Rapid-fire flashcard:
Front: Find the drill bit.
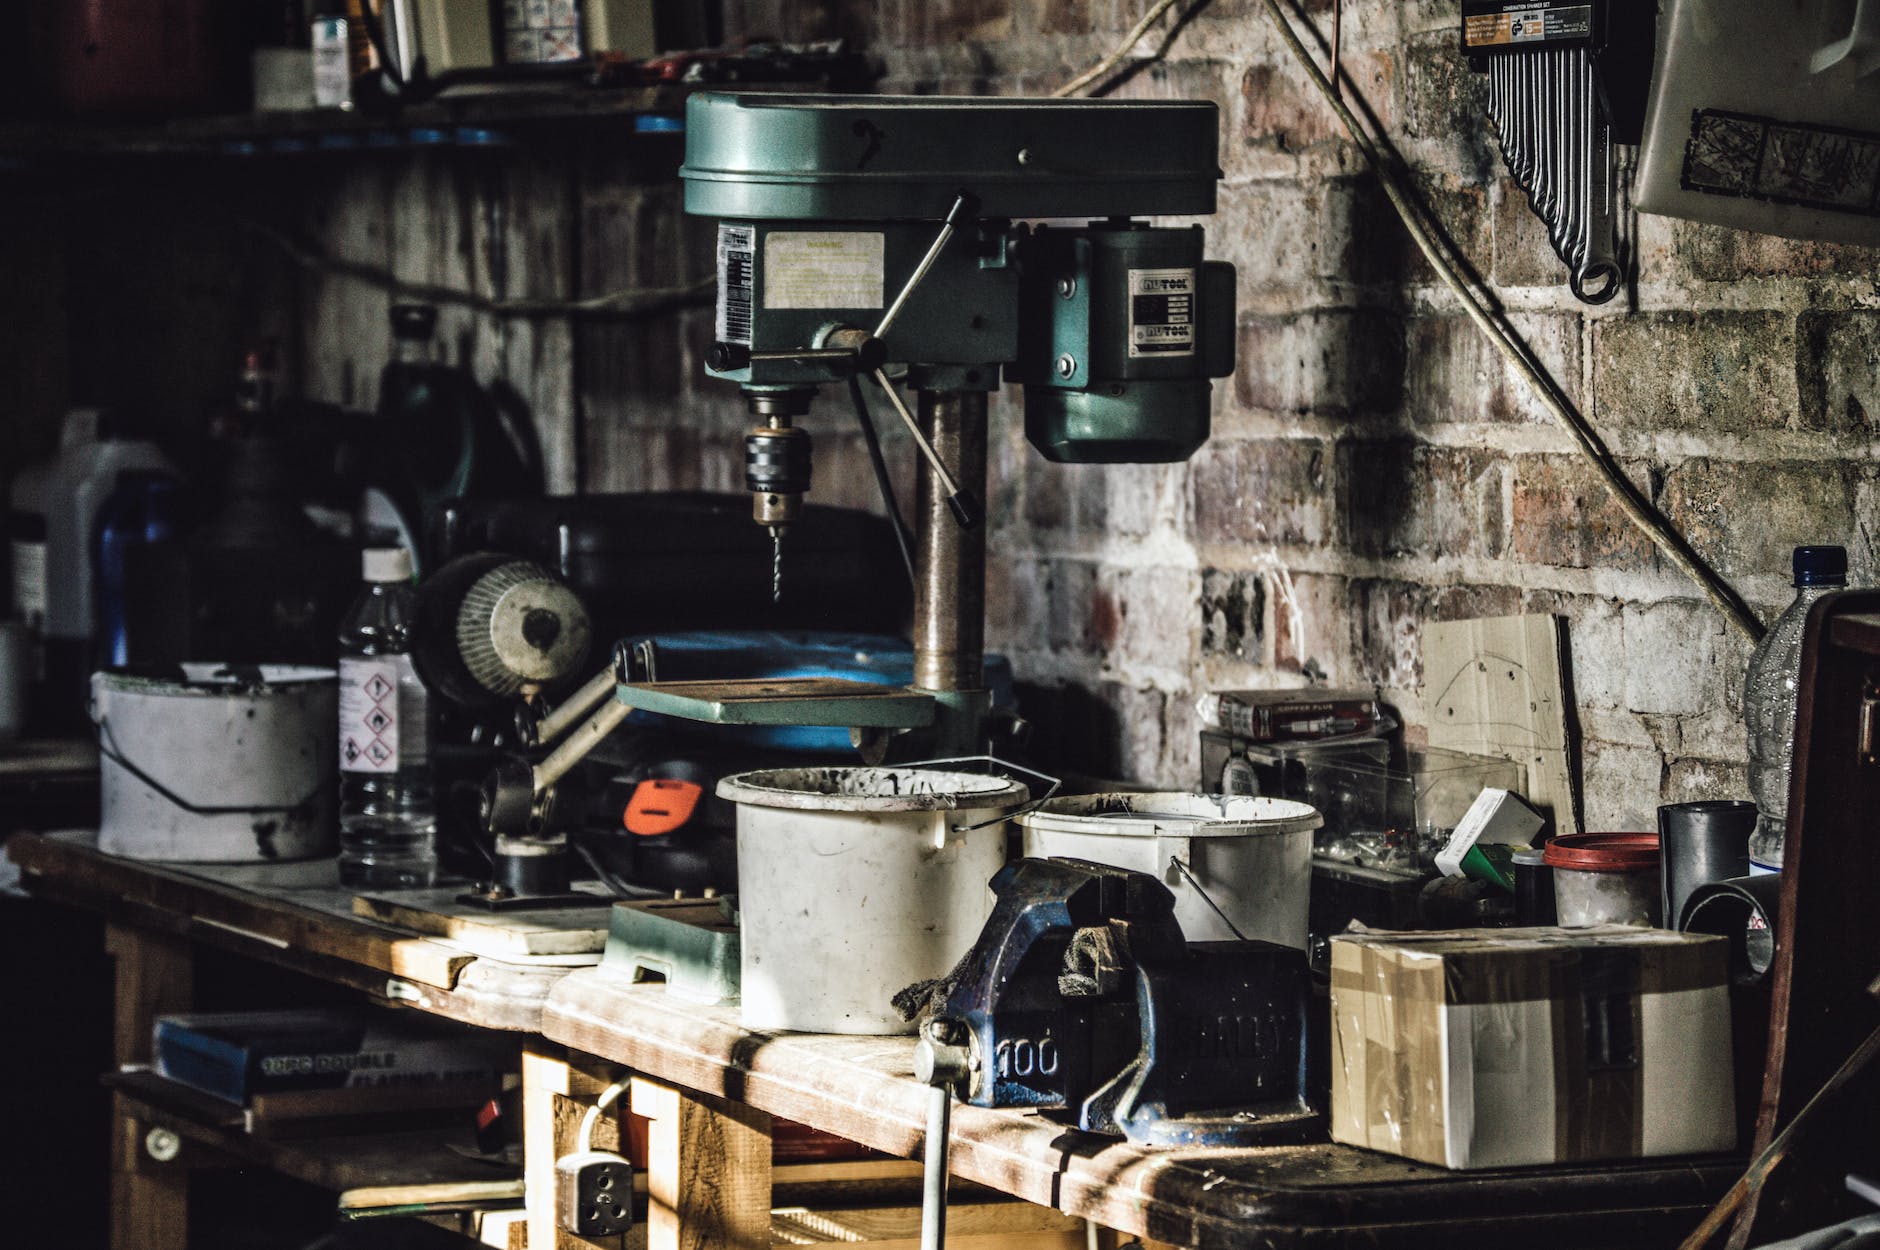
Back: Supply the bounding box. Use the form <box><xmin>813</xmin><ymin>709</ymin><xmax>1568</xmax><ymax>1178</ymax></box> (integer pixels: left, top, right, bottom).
<box><xmin>771</xmin><ymin>528</ymin><xmax>783</xmax><ymax>603</ymax></box>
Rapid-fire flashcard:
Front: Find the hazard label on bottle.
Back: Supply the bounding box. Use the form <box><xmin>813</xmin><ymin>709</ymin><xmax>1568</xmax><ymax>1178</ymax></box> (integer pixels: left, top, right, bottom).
<box><xmin>340</xmin><ymin>657</ymin><xmax>400</xmax><ymax>774</ymax></box>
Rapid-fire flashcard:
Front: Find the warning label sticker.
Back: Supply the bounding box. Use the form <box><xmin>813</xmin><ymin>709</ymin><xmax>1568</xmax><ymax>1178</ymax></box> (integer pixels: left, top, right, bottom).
<box><xmin>763</xmin><ymin>231</ymin><xmax>885</xmax><ymax>310</ymax></box>
<box><xmin>1128</xmin><ymin>267</ymin><xmax>1196</xmax><ymax>358</ymax></box>
<box><xmin>340</xmin><ymin>657</ymin><xmax>400</xmax><ymax>774</ymax></box>
<box><xmin>716</xmin><ymin>224</ymin><xmax>755</xmax><ymax>347</ymax></box>
<box><xmin>1463</xmin><ymin>3</ymin><xmax>1593</xmax><ymax>48</ymax></box>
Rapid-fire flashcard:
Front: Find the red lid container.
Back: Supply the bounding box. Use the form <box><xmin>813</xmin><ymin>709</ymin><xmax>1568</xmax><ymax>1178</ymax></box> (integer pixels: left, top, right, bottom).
<box><xmin>1543</xmin><ymin>832</ymin><xmax>1660</xmax><ymax>872</ymax></box>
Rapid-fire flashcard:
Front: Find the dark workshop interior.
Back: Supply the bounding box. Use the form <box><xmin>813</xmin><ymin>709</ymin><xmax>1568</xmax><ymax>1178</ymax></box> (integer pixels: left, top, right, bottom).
<box><xmin>3</xmin><ymin>1</ymin><xmax>1879</xmax><ymax>1248</ymax></box>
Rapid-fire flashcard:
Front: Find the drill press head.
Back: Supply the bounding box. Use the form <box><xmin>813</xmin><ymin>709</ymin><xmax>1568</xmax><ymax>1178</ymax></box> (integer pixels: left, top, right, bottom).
<box><xmin>680</xmin><ymin>92</ymin><xmax>1238</xmax><ymax>468</ymax></box>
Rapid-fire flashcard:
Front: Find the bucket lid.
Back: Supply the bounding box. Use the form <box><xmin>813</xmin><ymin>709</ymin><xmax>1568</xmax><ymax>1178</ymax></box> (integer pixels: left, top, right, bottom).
<box><xmin>716</xmin><ymin>766</ymin><xmax>1029</xmax><ymax>812</ymax></box>
<box><xmin>94</xmin><ymin>663</ymin><xmax>336</xmax><ymax>696</ymax></box>
<box><xmin>1015</xmin><ymin>792</ymin><xmax>1321</xmax><ymax>839</ymax></box>
<box><xmin>1543</xmin><ymin>832</ymin><xmax>1660</xmax><ymax>872</ymax></box>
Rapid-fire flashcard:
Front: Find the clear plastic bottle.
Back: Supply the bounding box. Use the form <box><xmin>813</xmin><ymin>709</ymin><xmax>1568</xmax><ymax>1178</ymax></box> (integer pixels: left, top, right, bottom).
<box><xmin>1744</xmin><ymin>545</ymin><xmax>1848</xmax><ymax>874</ymax></box>
<box><xmin>336</xmin><ymin>547</ymin><xmax>437</xmax><ymax>888</ymax></box>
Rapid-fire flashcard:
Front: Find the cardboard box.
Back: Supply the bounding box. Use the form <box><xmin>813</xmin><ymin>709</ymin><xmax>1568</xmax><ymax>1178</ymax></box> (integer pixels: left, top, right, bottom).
<box><xmin>1329</xmin><ymin>926</ymin><xmax>1735</xmax><ymax>1169</ymax></box>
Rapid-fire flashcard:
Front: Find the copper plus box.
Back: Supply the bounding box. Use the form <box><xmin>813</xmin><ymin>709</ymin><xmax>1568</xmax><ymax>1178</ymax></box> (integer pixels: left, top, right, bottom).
<box><xmin>1329</xmin><ymin>927</ymin><xmax>1735</xmax><ymax>1168</ymax></box>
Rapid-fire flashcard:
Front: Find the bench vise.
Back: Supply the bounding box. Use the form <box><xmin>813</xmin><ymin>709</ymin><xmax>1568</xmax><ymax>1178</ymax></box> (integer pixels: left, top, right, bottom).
<box><xmin>926</xmin><ymin>858</ymin><xmax>1322</xmax><ymax>1147</ymax></box>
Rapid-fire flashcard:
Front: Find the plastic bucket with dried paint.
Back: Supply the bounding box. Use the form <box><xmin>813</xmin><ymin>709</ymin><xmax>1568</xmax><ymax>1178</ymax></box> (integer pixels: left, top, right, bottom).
<box><xmin>1014</xmin><ymin>792</ymin><xmax>1322</xmax><ymax>949</ymax></box>
<box><xmin>1544</xmin><ymin>832</ymin><xmax>1662</xmax><ymax>927</ymax></box>
<box><xmin>716</xmin><ymin>766</ymin><xmax>1029</xmax><ymax>1035</ymax></box>
<box><xmin>93</xmin><ymin>664</ymin><xmax>337</xmax><ymax>863</ymax></box>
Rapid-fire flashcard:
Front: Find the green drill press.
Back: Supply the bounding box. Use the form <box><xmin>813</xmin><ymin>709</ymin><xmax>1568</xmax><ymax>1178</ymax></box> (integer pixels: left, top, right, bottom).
<box><xmin>477</xmin><ymin>92</ymin><xmax>1238</xmax><ymax>855</ymax></box>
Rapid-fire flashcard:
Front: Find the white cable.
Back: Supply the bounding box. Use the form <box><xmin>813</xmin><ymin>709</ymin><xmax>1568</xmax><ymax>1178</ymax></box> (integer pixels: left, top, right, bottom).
<box><xmin>1052</xmin><ymin>0</ymin><xmax>1185</xmax><ymax>98</ymax></box>
<box><xmin>577</xmin><ymin>1076</ymin><xmax>632</xmax><ymax>1154</ymax></box>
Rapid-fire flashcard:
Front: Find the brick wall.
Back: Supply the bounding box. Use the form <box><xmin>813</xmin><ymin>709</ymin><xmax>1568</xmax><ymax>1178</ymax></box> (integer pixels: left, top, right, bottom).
<box><xmin>711</xmin><ymin>0</ymin><xmax>1880</xmax><ymax>826</ymax></box>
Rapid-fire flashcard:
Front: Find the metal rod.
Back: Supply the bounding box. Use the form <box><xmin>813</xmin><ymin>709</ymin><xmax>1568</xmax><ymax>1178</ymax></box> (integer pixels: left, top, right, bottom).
<box><xmin>921</xmin><ymin>1082</ymin><xmax>952</xmax><ymax>1250</ymax></box>
<box><xmin>532</xmin><ymin>695</ymin><xmax>632</xmax><ymax>793</ymax></box>
<box><xmin>874</xmin><ymin>369</ymin><xmax>964</xmax><ymax>499</ymax></box>
<box><xmin>912</xmin><ymin>390</ymin><xmax>986</xmax><ymax>693</ymax></box>
<box><xmin>531</xmin><ymin>666</ymin><xmax>617</xmax><ymax>748</ymax></box>
<box><xmin>875</xmin><ymin>192</ymin><xmax>975</xmax><ymax>343</ymax></box>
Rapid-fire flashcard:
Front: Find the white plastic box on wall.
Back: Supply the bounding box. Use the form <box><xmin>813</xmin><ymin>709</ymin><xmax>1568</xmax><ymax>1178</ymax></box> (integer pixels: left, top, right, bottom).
<box><xmin>1329</xmin><ymin>927</ymin><xmax>1736</xmax><ymax>1169</ymax></box>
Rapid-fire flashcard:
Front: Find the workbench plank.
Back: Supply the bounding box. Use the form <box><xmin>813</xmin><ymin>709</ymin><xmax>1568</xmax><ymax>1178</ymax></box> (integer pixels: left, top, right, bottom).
<box><xmin>107</xmin><ymin>924</ymin><xmax>194</xmax><ymax>1250</ymax></box>
<box><xmin>543</xmin><ymin>974</ymin><xmax>1739</xmax><ymax>1250</ymax></box>
<box><xmin>11</xmin><ymin>831</ymin><xmax>574</xmax><ymax>1031</ymax></box>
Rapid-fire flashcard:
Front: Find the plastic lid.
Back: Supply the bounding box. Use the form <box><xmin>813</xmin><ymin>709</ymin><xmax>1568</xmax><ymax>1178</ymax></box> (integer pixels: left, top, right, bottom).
<box><xmin>1509</xmin><ymin>845</ymin><xmax>1548</xmax><ymax>866</ymax></box>
<box><xmin>1794</xmin><ymin>545</ymin><xmax>1848</xmax><ymax>587</ymax></box>
<box><xmin>1542</xmin><ymin>832</ymin><xmax>1660</xmax><ymax>872</ymax></box>
<box><xmin>362</xmin><ymin>547</ymin><xmax>414</xmax><ymax>582</ymax></box>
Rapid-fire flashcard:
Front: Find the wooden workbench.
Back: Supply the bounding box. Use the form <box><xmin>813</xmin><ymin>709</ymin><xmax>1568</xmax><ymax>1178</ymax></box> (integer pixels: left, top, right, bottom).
<box><xmin>544</xmin><ymin>971</ymin><xmax>1743</xmax><ymax>1250</ymax></box>
<box><xmin>14</xmin><ymin>829</ymin><xmax>1744</xmax><ymax>1249</ymax></box>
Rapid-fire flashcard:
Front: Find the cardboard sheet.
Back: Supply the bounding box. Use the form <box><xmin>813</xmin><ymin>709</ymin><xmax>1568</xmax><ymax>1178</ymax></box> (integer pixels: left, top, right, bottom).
<box><xmin>1424</xmin><ymin>614</ymin><xmax>1580</xmax><ymax>836</ymax></box>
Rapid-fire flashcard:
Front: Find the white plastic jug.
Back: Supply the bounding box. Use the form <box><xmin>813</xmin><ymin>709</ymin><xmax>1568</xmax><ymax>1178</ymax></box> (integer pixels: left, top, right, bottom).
<box><xmin>1637</xmin><ymin>0</ymin><xmax>1880</xmax><ymax>244</ymax></box>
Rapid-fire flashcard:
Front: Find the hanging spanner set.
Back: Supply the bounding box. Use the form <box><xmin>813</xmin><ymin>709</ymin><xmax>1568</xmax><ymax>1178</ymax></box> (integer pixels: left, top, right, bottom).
<box><xmin>1462</xmin><ymin>1</ymin><xmax>1656</xmax><ymax>304</ymax></box>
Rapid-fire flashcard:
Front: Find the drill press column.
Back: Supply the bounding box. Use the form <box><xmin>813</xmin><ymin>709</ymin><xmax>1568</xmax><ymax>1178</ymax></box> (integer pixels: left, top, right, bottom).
<box><xmin>912</xmin><ymin>390</ymin><xmax>986</xmax><ymax>695</ymax></box>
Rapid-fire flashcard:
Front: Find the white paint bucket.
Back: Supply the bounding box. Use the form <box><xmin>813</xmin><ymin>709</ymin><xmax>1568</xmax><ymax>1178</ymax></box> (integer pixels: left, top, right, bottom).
<box><xmin>716</xmin><ymin>766</ymin><xmax>1029</xmax><ymax>1035</ymax></box>
<box><xmin>1016</xmin><ymin>793</ymin><xmax>1321</xmax><ymax>949</ymax></box>
<box><xmin>94</xmin><ymin>664</ymin><xmax>338</xmax><ymax>863</ymax></box>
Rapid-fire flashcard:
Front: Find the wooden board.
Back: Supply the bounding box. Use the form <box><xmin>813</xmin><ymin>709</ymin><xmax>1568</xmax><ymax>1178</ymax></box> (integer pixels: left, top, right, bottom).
<box><xmin>1424</xmin><ymin>613</ymin><xmax>1581</xmax><ymax>836</ymax></box>
<box><xmin>353</xmin><ymin>888</ymin><xmax>614</xmax><ymax>959</ymax></box>
<box><xmin>11</xmin><ymin>830</ymin><xmax>576</xmax><ymax>1030</ymax></box>
<box><xmin>111</xmin><ymin>1069</ymin><xmax>520</xmax><ymax>1196</ymax></box>
<box><xmin>543</xmin><ymin>974</ymin><xmax>1740</xmax><ymax>1250</ymax></box>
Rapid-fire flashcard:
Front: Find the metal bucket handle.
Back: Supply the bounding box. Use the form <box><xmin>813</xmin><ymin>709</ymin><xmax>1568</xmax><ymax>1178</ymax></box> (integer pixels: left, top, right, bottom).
<box><xmin>889</xmin><ymin>755</ymin><xmax>1062</xmax><ymax>833</ymax></box>
<box><xmin>93</xmin><ymin>713</ymin><xmax>324</xmax><ymax>817</ymax></box>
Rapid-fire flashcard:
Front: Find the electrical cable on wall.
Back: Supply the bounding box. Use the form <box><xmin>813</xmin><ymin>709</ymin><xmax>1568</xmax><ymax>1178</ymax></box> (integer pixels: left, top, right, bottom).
<box><xmin>231</xmin><ymin>211</ymin><xmax>714</xmax><ymax>320</ymax></box>
<box><xmin>1055</xmin><ymin>1</ymin><xmax>1765</xmax><ymax>644</ymax></box>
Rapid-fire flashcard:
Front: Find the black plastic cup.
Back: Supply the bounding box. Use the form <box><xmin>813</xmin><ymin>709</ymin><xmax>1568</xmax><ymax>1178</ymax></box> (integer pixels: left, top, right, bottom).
<box><xmin>1658</xmin><ymin>800</ymin><xmax>1756</xmax><ymax>930</ymax></box>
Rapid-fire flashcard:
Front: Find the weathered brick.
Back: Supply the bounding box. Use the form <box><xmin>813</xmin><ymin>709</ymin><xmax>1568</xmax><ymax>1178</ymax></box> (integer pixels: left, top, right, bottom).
<box><xmin>1510</xmin><ymin>454</ymin><xmax>1656</xmax><ymax>571</ymax></box>
<box><xmin>1662</xmin><ymin>458</ymin><xmax>1858</xmax><ymax>582</ymax></box>
<box><xmin>1798</xmin><ymin>310</ymin><xmax>1880</xmax><ymax>433</ymax></box>
<box><xmin>1405</xmin><ymin>310</ymin><xmax>1580</xmax><ymax>425</ymax></box>
<box><xmin>1400</xmin><ymin>29</ymin><xmax>1493</xmax><ymax>172</ymax></box>
<box><xmin>1622</xmin><ymin>599</ymin><xmax>1728</xmax><ymax>717</ymax></box>
<box><xmin>1396</xmin><ymin>176</ymin><xmax>1491</xmax><ymax>288</ymax></box>
<box><xmin>1491</xmin><ymin>176</ymin><xmax>1572</xmax><ymax>289</ymax></box>
<box><xmin>1580</xmin><ymin>739</ymin><xmax>1662</xmax><ymax>832</ymax></box>
<box><xmin>1191</xmin><ymin>438</ymin><xmax>1331</xmax><ymax>546</ymax></box>
<box><xmin>1102</xmin><ymin>564</ymin><xmax>1201</xmax><ymax>680</ymax></box>
<box><xmin>1240</xmin><ymin>51</ymin><xmax>1395</xmax><ymax>156</ymax></box>
<box><xmin>1235</xmin><ymin>310</ymin><xmax>1404</xmax><ymax>414</ymax></box>
<box><xmin>1047</xmin><ymin>558</ymin><xmax>1102</xmax><ymax>652</ymax></box>
<box><xmin>1592</xmin><ymin>312</ymin><xmax>1798</xmax><ymax>433</ymax></box>
<box><xmin>1351</xmin><ymin>577</ymin><xmax>1425</xmax><ymax>689</ymax></box>
<box><xmin>1215</xmin><ymin>177</ymin><xmax>1401</xmax><ymax>291</ymax></box>
<box><xmin>1670</xmin><ymin>218</ymin><xmax>1880</xmax><ymax>283</ymax></box>
<box><xmin>1663</xmin><ymin>757</ymin><xmax>1751</xmax><ymax>807</ymax></box>
<box><xmin>1272</xmin><ymin>570</ymin><xmax>1352</xmax><ymax>676</ymax></box>
<box><xmin>984</xmin><ymin>555</ymin><xmax>1045</xmax><ymax>654</ymax></box>
<box><xmin>1104</xmin><ymin>462</ymin><xmax>1184</xmax><ymax>539</ymax></box>
<box><xmin>1340</xmin><ymin>441</ymin><xmax>1506</xmax><ymax>559</ymax></box>
<box><xmin>1202</xmin><ymin>568</ymin><xmax>1267</xmax><ymax>661</ymax></box>
<box><xmin>1519</xmin><ymin>591</ymin><xmax>1626</xmax><ymax>711</ymax></box>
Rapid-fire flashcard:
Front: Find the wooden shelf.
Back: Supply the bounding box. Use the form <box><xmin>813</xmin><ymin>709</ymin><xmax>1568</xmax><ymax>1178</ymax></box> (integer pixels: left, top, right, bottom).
<box><xmin>107</xmin><ymin>1069</ymin><xmax>522</xmax><ymax>1206</ymax></box>
<box><xmin>0</xmin><ymin>82</ymin><xmax>705</xmax><ymax>159</ymax></box>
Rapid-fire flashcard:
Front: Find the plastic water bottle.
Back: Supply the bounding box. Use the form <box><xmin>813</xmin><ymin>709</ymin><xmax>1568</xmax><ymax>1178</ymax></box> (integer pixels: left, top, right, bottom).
<box><xmin>1743</xmin><ymin>545</ymin><xmax>1847</xmax><ymax>874</ymax></box>
<box><xmin>336</xmin><ymin>547</ymin><xmax>437</xmax><ymax>888</ymax></box>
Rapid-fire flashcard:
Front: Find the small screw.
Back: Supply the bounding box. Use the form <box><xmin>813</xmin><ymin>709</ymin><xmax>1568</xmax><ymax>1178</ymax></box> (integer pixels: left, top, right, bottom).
<box><xmin>1056</xmin><ymin>277</ymin><xmax>1076</xmax><ymax>299</ymax></box>
<box><xmin>1056</xmin><ymin>354</ymin><xmax>1077</xmax><ymax>378</ymax></box>
<box><xmin>145</xmin><ymin>1127</ymin><xmax>182</xmax><ymax>1163</ymax></box>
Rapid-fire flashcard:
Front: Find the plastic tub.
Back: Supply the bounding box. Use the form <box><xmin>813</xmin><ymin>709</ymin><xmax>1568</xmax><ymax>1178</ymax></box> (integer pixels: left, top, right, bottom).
<box><xmin>717</xmin><ymin>766</ymin><xmax>1029</xmax><ymax>1035</ymax></box>
<box><xmin>1544</xmin><ymin>833</ymin><xmax>1662</xmax><ymax>927</ymax></box>
<box><xmin>1015</xmin><ymin>792</ymin><xmax>1322</xmax><ymax>948</ymax></box>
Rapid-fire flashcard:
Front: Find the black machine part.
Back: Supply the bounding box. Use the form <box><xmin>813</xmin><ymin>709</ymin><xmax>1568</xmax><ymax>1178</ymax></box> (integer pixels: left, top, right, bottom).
<box><xmin>415</xmin><ymin>551</ymin><xmax>592</xmax><ymax>711</ymax></box>
<box><xmin>431</xmin><ymin>492</ymin><xmax>911</xmax><ymax>637</ymax></box>
<box><xmin>916</xmin><ymin>857</ymin><xmax>1322</xmax><ymax>1148</ymax></box>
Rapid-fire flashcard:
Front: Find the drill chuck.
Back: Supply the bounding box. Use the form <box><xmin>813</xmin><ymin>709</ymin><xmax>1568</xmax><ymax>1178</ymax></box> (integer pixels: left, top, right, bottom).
<box><xmin>745</xmin><ymin>422</ymin><xmax>812</xmax><ymax>527</ymax></box>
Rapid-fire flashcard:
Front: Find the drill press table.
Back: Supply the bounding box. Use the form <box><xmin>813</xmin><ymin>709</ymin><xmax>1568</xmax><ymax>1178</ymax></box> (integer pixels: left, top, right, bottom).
<box><xmin>543</xmin><ymin>970</ymin><xmax>1741</xmax><ymax>1249</ymax></box>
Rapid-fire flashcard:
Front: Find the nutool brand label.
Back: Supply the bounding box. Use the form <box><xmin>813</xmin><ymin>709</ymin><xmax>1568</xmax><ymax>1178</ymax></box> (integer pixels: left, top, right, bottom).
<box><xmin>1128</xmin><ymin>267</ymin><xmax>1196</xmax><ymax>358</ymax></box>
